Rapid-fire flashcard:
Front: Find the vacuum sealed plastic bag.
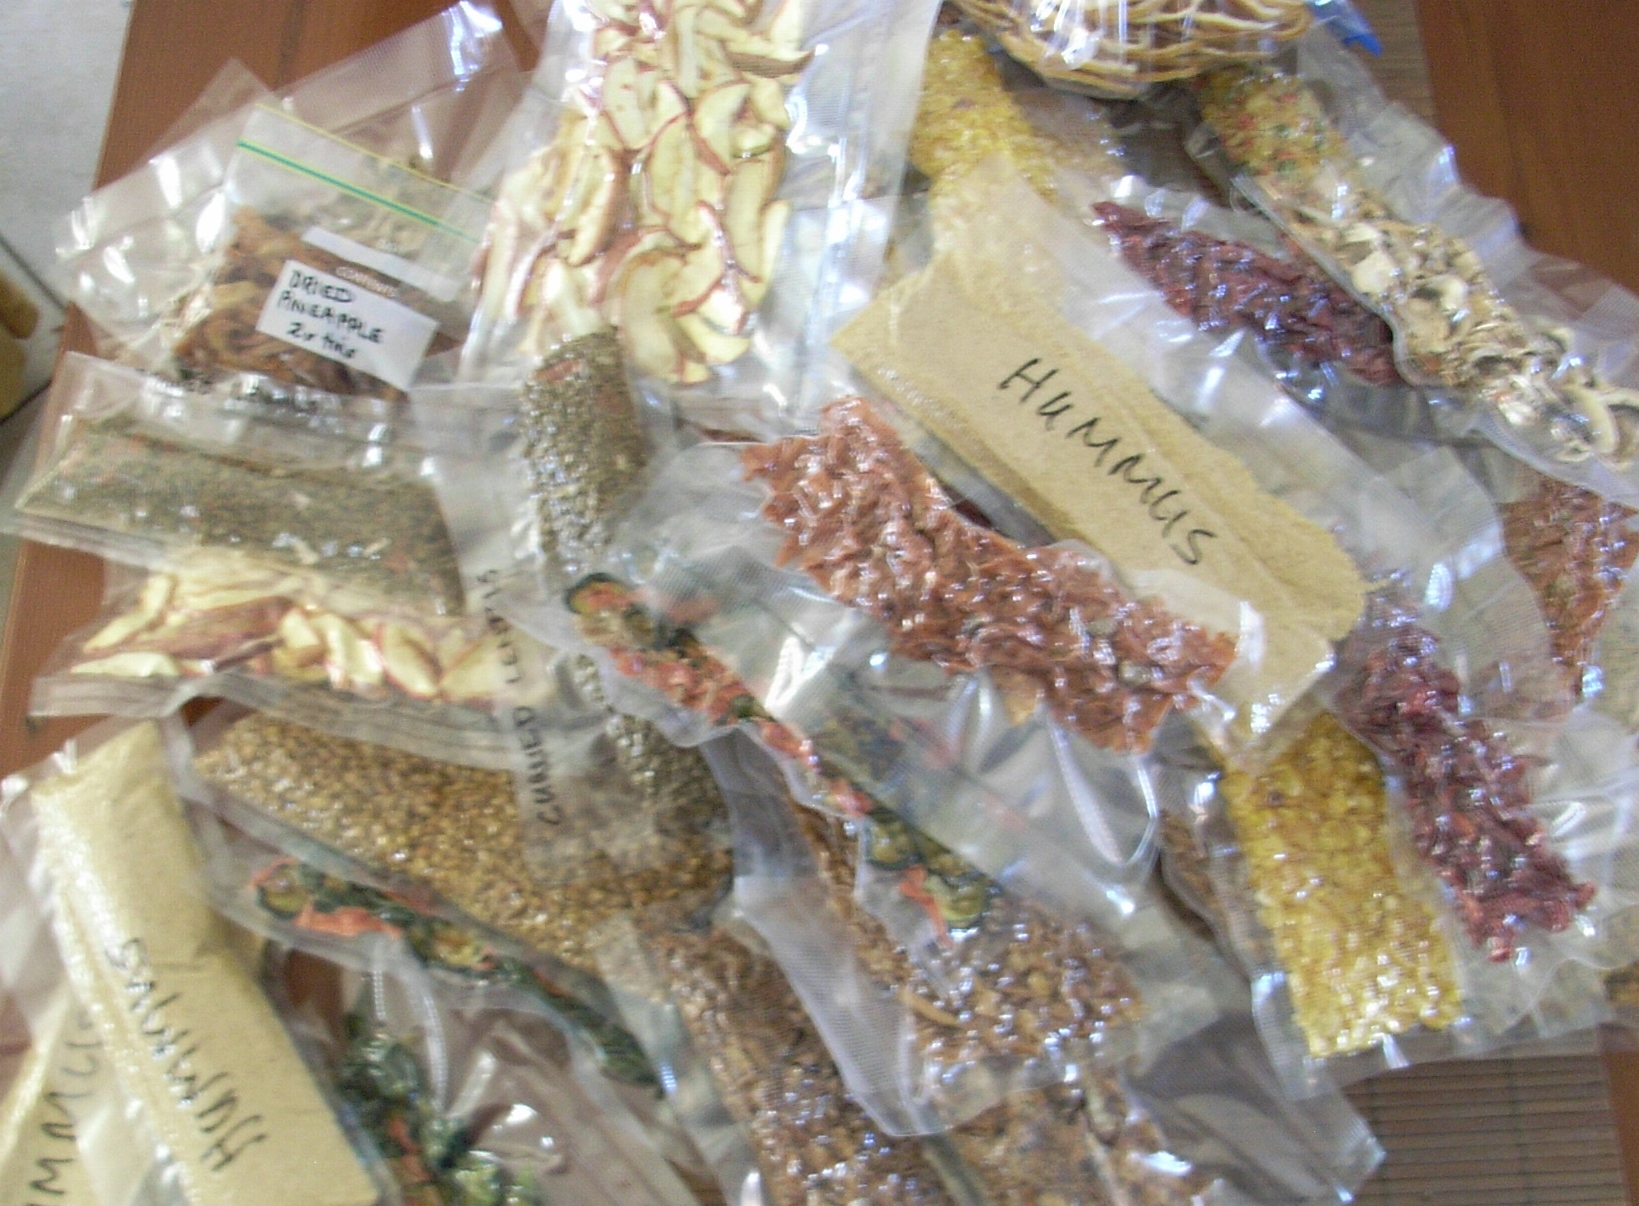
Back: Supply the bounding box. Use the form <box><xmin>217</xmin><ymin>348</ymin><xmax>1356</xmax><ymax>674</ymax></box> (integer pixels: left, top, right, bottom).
<box><xmin>29</xmin><ymin>549</ymin><xmax>516</xmax><ymax>770</ymax></box>
<box><xmin>268</xmin><ymin>949</ymin><xmax>702</xmax><ymax>1206</ymax></box>
<box><xmin>1190</xmin><ymin>49</ymin><xmax>1639</xmax><ymax>503</ymax></box>
<box><xmin>947</xmin><ymin>0</ymin><xmax>1312</xmax><ymax>100</ymax></box>
<box><xmin>184</xmin><ymin>708</ymin><xmax>731</xmax><ymax>982</ymax></box>
<box><xmin>0</xmin><ymin>813</ymin><xmax>171</xmax><ymax>1206</ymax></box>
<box><xmin>6</xmin><ymin>354</ymin><xmax>467</xmax><ymax>615</ymax></box>
<box><xmin>57</xmin><ymin>1</ymin><xmax>522</xmax><ymax>371</ymax></box>
<box><xmin>466</xmin><ymin>0</ymin><xmax>940</xmax><ymax>434</ymax></box>
<box><xmin>0</xmin><ymin>719</ymin><xmax>383</xmax><ymax>1206</ymax></box>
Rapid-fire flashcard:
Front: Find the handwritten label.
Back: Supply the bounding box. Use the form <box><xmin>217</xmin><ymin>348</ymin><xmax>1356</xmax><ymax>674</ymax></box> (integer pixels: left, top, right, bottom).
<box><xmin>256</xmin><ymin>260</ymin><xmax>439</xmax><ymax>392</ymax></box>
<box><xmin>997</xmin><ymin>358</ymin><xmax>1218</xmax><ymax>566</ymax></box>
<box><xmin>107</xmin><ymin>938</ymin><xmax>269</xmax><ymax>1172</ymax></box>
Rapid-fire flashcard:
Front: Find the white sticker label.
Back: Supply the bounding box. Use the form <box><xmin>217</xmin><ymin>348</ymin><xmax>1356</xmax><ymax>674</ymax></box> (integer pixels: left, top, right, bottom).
<box><xmin>255</xmin><ymin>260</ymin><xmax>440</xmax><ymax>392</ymax></box>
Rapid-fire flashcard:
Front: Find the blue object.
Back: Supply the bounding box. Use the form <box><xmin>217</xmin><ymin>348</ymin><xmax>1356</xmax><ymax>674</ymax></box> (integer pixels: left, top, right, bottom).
<box><xmin>1308</xmin><ymin>0</ymin><xmax>1383</xmax><ymax>55</ymax></box>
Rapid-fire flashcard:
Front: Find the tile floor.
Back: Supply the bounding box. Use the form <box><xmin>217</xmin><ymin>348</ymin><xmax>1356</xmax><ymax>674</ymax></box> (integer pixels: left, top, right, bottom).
<box><xmin>0</xmin><ymin>0</ymin><xmax>131</xmax><ymax>620</ymax></box>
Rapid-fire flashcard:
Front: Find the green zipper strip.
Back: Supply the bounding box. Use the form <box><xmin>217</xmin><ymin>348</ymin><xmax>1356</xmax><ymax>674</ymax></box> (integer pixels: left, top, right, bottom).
<box><xmin>235</xmin><ymin>138</ymin><xmax>481</xmax><ymax>243</ymax></box>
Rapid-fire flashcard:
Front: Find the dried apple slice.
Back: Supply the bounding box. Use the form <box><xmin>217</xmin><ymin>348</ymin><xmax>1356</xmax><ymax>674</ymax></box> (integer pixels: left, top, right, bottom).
<box><xmin>562</xmin><ymin>149</ymin><xmax>625</xmax><ymax>267</ymax></box>
<box><xmin>692</xmin><ymin>80</ymin><xmax>750</xmax><ymax>172</ymax></box>
<box><xmin>83</xmin><ymin>573</ymin><xmax>176</xmax><ymax>652</ymax></box>
<box><xmin>593</xmin><ymin>225</ymin><xmax>682</xmax><ymax>305</ymax></box>
<box><xmin>762</xmin><ymin>0</ymin><xmax>806</xmax><ymax>53</ymax></box>
<box><xmin>642</xmin><ymin>114</ymin><xmax>697</xmax><ymax>222</ymax></box>
<box><xmin>270</xmin><ymin>646</ymin><xmax>331</xmax><ymax>684</ymax></box>
<box><xmin>377</xmin><ymin>622</ymin><xmax>441</xmax><ymax>700</ymax></box>
<box><xmin>722</xmin><ymin>157</ymin><xmax>778</xmax><ymax>279</ymax></box>
<box><xmin>314</xmin><ymin>614</ymin><xmax>384</xmax><ymax>691</ymax></box>
<box><xmin>746</xmin><ymin>75</ymin><xmax>790</xmax><ymax>129</ymax></box>
<box><xmin>600</xmin><ymin>56</ymin><xmax>650</xmax><ymax>150</ymax></box>
<box><xmin>439</xmin><ymin>635</ymin><xmax>503</xmax><ymax>704</ymax></box>
<box><xmin>669</xmin><ymin>211</ymin><xmax>730</xmax><ymax>315</ymax></box>
<box><xmin>276</xmin><ymin>608</ymin><xmax>326</xmax><ymax>667</ymax></box>
<box><xmin>695</xmin><ymin>278</ymin><xmax>752</xmax><ymax>334</ymax></box>
<box><xmin>722</xmin><ymin>31</ymin><xmax>811</xmax><ymax>77</ymax></box>
<box><xmin>71</xmin><ymin>652</ymin><xmax>181</xmax><ymax>679</ymax></box>
<box><xmin>675</xmin><ymin>309</ymin><xmax>752</xmax><ymax>364</ymax></box>
<box><xmin>619</xmin><ymin>253</ymin><xmax>690</xmax><ymax>377</ymax></box>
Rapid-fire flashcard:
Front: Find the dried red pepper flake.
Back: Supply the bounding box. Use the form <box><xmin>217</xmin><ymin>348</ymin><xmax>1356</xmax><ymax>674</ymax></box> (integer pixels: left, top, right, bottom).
<box><xmin>1333</xmin><ymin>602</ymin><xmax>1595</xmax><ymax>961</ymax></box>
<box><xmin>740</xmin><ymin>397</ymin><xmax>1237</xmax><ymax>754</ymax></box>
<box><xmin>1500</xmin><ymin>474</ymin><xmax>1639</xmax><ymax>690</ymax></box>
<box><xmin>1092</xmin><ymin>201</ymin><xmax>1402</xmax><ymax>387</ymax></box>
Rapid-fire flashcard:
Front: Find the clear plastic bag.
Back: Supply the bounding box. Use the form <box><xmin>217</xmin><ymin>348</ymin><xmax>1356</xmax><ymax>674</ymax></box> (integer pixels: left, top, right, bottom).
<box><xmin>182</xmin><ymin>707</ymin><xmax>732</xmax><ymax>983</ymax></box>
<box><xmin>946</xmin><ymin>0</ymin><xmax>1312</xmax><ymax>100</ymax></box>
<box><xmin>5</xmin><ymin>354</ymin><xmax>468</xmax><ymax>615</ymax></box>
<box><xmin>29</xmin><ymin>550</ymin><xmax>517</xmax><ymax>770</ymax></box>
<box><xmin>0</xmin><ymin>719</ymin><xmax>385</xmax><ymax>1206</ymax></box>
<box><xmin>1189</xmin><ymin>46</ymin><xmax>1639</xmax><ymax>502</ymax></box>
<box><xmin>267</xmin><ymin>949</ymin><xmax>703</xmax><ymax>1206</ymax></box>
<box><xmin>56</xmin><ymin>1</ymin><xmax>522</xmax><ymax>370</ymax></box>
<box><xmin>464</xmin><ymin>0</ymin><xmax>941</xmax><ymax>436</ymax></box>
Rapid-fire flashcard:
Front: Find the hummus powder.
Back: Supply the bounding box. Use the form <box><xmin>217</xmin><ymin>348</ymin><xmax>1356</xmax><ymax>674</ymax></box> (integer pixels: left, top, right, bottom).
<box><xmin>834</xmin><ymin>241</ymin><xmax>1366</xmax><ymax>744</ymax></box>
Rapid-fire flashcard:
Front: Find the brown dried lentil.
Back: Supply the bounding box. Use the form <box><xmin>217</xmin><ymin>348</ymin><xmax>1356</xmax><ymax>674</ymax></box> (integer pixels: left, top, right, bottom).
<box><xmin>1219</xmin><ymin>713</ymin><xmax>1464</xmax><ymax>1058</ymax></box>
<box><xmin>191</xmin><ymin>711</ymin><xmax>730</xmax><ymax>976</ymax></box>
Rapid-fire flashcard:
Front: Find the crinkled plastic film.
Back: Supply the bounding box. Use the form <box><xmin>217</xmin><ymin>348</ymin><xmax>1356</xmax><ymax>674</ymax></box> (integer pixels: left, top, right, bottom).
<box><xmin>0</xmin><ymin>801</ymin><xmax>173</xmax><ymax>1206</ymax></box>
<box><xmin>1191</xmin><ymin>40</ymin><xmax>1639</xmax><ymax>505</ymax></box>
<box><xmin>28</xmin><ymin>550</ymin><xmax>517</xmax><ymax>770</ymax></box>
<box><xmin>708</xmin><ymin>731</ymin><xmax>1224</xmax><ymax>1135</ymax></box>
<box><xmin>164</xmin><ymin>105</ymin><xmax>492</xmax><ymax>404</ymax></box>
<box><xmin>56</xmin><ymin>1</ymin><xmax>521</xmax><ymax>370</ymax></box>
<box><xmin>948</xmin><ymin>0</ymin><xmax>1312</xmax><ymax>100</ymax></box>
<box><xmin>265</xmin><ymin>948</ymin><xmax>701</xmax><ymax>1206</ymax></box>
<box><xmin>418</xmin><ymin>383</ymin><xmax>731</xmax><ymax>884</ymax></box>
<box><xmin>181</xmin><ymin>706</ymin><xmax>731</xmax><ymax>984</ymax></box>
<box><xmin>5</xmin><ymin>354</ymin><xmax>468</xmax><ymax>615</ymax></box>
<box><xmin>464</xmin><ymin>0</ymin><xmax>941</xmax><ymax>436</ymax></box>
<box><xmin>502</xmin><ymin>433</ymin><xmax>1227</xmax><ymax>923</ymax></box>
<box><xmin>0</xmin><ymin>719</ymin><xmax>384</xmax><ymax>1206</ymax></box>
<box><xmin>185</xmin><ymin>803</ymin><xmax>661</xmax><ymax>1092</ymax></box>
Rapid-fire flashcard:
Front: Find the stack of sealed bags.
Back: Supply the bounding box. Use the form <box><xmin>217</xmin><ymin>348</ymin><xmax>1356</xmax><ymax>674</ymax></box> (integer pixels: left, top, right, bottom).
<box><xmin>5</xmin><ymin>0</ymin><xmax>1639</xmax><ymax>1202</ymax></box>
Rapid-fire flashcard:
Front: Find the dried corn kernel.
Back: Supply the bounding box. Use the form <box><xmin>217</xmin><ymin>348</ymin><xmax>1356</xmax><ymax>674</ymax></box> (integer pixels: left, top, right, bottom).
<box><xmin>1220</xmin><ymin>714</ymin><xmax>1464</xmax><ymax>1058</ymax></box>
<box><xmin>910</xmin><ymin>30</ymin><xmax>1059</xmax><ymax>199</ymax></box>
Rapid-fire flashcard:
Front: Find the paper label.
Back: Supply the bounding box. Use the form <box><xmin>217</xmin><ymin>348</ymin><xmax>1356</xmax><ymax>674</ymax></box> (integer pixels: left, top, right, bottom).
<box><xmin>256</xmin><ymin>260</ymin><xmax>439</xmax><ymax>392</ymax></box>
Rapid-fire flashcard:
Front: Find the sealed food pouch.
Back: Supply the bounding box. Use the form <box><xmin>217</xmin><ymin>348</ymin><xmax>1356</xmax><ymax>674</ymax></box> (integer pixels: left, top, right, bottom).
<box><xmin>706</xmin><ymin>732</ymin><xmax>1223</xmax><ymax>1136</ymax></box>
<box><xmin>1189</xmin><ymin>50</ymin><xmax>1639</xmax><ymax>505</ymax></box>
<box><xmin>495</xmin><ymin>410</ymin><xmax>1236</xmax><ymax>917</ymax></box>
<box><xmin>188</xmin><ymin>801</ymin><xmax>661</xmax><ymax>1090</ymax></box>
<box><xmin>0</xmin><ymin>809</ymin><xmax>169</xmax><ymax>1206</ymax></box>
<box><xmin>168</xmin><ymin>105</ymin><xmax>491</xmax><ymax>404</ymax></box>
<box><xmin>58</xmin><ymin>1</ymin><xmax>520</xmax><ymax>375</ymax></box>
<box><xmin>465</xmin><ymin>0</ymin><xmax>941</xmax><ymax>435</ymax></box>
<box><xmin>263</xmin><ymin>947</ymin><xmax>702</xmax><ymax>1206</ymax></box>
<box><xmin>832</xmin><ymin>163</ymin><xmax>1371</xmax><ymax>759</ymax></box>
<box><xmin>946</xmin><ymin>0</ymin><xmax>1311</xmax><ymax>101</ymax></box>
<box><xmin>5</xmin><ymin>354</ymin><xmax>467</xmax><ymax>615</ymax></box>
<box><xmin>28</xmin><ymin>549</ymin><xmax>519</xmax><ymax>770</ymax></box>
<box><xmin>0</xmin><ymin>720</ymin><xmax>382</xmax><ymax>1206</ymax></box>
<box><xmin>183</xmin><ymin>707</ymin><xmax>732</xmax><ymax>985</ymax></box>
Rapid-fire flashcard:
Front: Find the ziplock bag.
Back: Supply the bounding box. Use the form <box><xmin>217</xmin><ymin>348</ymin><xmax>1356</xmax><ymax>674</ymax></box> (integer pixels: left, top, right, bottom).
<box><xmin>267</xmin><ymin>948</ymin><xmax>702</xmax><ymax>1206</ymax></box>
<box><xmin>709</xmin><ymin>730</ymin><xmax>1221</xmax><ymax>1136</ymax></box>
<box><xmin>464</xmin><ymin>0</ymin><xmax>940</xmax><ymax>435</ymax></box>
<box><xmin>5</xmin><ymin>354</ymin><xmax>467</xmax><ymax>615</ymax></box>
<box><xmin>29</xmin><ymin>549</ymin><xmax>517</xmax><ymax>770</ymax></box>
<box><xmin>57</xmin><ymin>1</ymin><xmax>522</xmax><ymax>370</ymax></box>
<box><xmin>1189</xmin><ymin>47</ymin><xmax>1639</xmax><ymax>502</ymax></box>
<box><xmin>945</xmin><ymin>0</ymin><xmax>1311</xmax><ymax>100</ymax></box>
<box><xmin>183</xmin><ymin>707</ymin><xmax>732</xmax><ymax>982</ymax></box>
<box><xmin>833</xmin><ymin>162</ymin><xmax>1375</xmax><ymax>755</ymax></box>
<box><xmin>0</xmin><ymin>719</ymin><xmax>384</xmax><ymax>1206</ymax></box>
<box><xmin>164</xmin><ymin>105</ymin><xmax>492</xmax><ymax>404</ymax></box>
<box><xmin>0</xmin><ymin>802</ymin><xmax>173</xmax><ymax>1206</ymax></box>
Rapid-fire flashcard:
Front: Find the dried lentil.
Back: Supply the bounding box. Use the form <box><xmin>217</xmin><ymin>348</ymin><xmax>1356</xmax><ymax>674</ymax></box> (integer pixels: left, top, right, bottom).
<box><xmin>191</xmin><ymin>712</ymin><xmax>731</xmax><ymax>977</ymax></box>
<box><xmin>1332</xmin><ymin>604</ymin><xmax>1596</xmax><ymax>960</ymax></box>
<box><xmin>642</xmin><ymin>923</ymin><xmax>955</xmax><ymax>1206</ymax></box>
<box><xmin>1499</xmin><ymin>473</ymin><xmax>1639</xmax><ymax>691</ymax></box>
<box><xmin>742</xmin><ymin>398</ymin><xmax>1237</xmax><ymax>753</ymax></box>
<box><xmin>1093</xmin><ymin>201</ymin><xmax>1402</xmax><ymax>386</ymax></box>
<box><xmin>1219</xmin><ymin>713</ymin><xmax>1464</xmax><ymax>1058</ymax></box>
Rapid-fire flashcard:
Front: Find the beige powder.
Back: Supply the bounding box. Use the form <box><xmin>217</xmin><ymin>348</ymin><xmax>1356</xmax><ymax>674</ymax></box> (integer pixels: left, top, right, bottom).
<box><xmin>0</xmin><ymin>1005</ymin><xmax>102</xmax><ymax>1205</ymax></box>
<box><xmin>28</xmin><ymin>722</ymin><xmax>378</xmax><ymax>1206</ymax></box>
<box><xmin>834</xmin><ymin>245</ymin><xmax>1366</xmax><ymax>744</ymax></box>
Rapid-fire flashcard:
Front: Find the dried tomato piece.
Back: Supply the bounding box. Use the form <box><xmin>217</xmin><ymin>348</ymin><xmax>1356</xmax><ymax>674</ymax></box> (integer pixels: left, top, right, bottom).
<box><xmin>1333</xmin><ymin>601</ymin><xmax>1595</xmax><ymax>961</ymax></box>
<box><xmin>1093</xmin><ymin>201</ymin><xmax>1402</xmax><ymax>387</ymax></box>
<box><xmin>742</xmin><ymin>398</ymin><xmax>1237</xmax><ymax>753</ymax></box>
